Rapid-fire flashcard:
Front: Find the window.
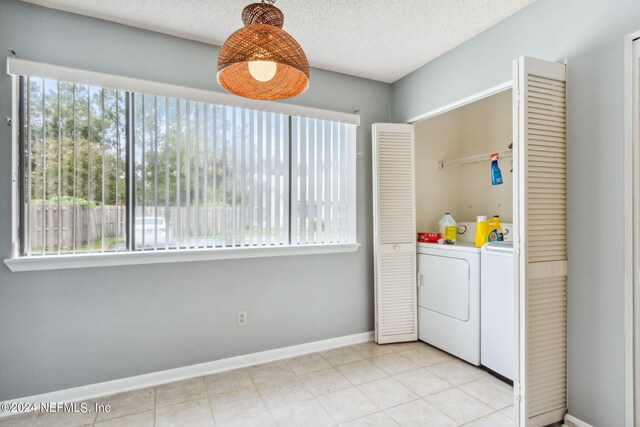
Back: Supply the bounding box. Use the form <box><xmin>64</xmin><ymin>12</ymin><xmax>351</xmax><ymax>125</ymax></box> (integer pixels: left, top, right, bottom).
<box><xmin>291</xmin><ymin>117</ymin><xmax>354</xmax><ymax>245</ymax></box>
<box><xmin>131</xmin><ymin>95</ymin><xmax>290</xmax><ymax>250</ymax></box>
<box><xmin>20</xmin><ymin>79</ymin><xmax>127</xmax><ymax>255</ymax></box>
<box><xmin>15</xmin><ymin>74</ymin><xmax>357</xmax><ymax>261</ymax></box>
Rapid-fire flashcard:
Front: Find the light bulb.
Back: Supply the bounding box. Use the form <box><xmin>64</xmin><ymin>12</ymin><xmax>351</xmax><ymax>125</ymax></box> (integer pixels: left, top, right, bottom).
<box><xmin>248</xmin><ymin>61</ymin><xmax>277</xmax><ymax>82</ymax></box>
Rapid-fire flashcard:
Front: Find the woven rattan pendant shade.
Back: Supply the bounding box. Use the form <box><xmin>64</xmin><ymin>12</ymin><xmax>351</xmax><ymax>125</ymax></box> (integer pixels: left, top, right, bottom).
<box><xmin>217</xmin><ymin>2</ymin><xmax>309</xmax><ymax>100</ymax></box>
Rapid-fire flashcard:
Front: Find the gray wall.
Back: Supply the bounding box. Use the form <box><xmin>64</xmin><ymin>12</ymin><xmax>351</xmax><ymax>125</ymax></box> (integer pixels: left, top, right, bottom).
<box><xmin>392</xmin><ymin>0</ymin><xmax>640</xmax><ymax>425</ymax></box>
<box><xmin>3</xmin><ymin>1</ymin><xmax>636</xmax><ymax>423</ymax></box>
<box><xmin>0</xmin><ymin>0</ymin><xmax>390</xmax><ymax>401</ymax></box>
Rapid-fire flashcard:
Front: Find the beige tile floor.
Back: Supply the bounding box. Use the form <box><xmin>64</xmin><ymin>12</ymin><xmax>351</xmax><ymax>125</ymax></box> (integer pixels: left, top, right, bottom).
<box><xmin>0</xmin><ymin>341</ymin><xmax>514</xmax><ymax>427</ymax></box>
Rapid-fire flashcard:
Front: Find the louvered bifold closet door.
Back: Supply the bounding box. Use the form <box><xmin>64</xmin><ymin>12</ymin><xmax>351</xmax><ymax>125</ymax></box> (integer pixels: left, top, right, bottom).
<box><xmin>372</xmin><ymin>123</ymin><xmax>417</xmax><ymax>344</ymax></box>
<box><xmin>513</xmin><ymin>57</ymin><xmax>568</xmax><ymax>427</ymax></box>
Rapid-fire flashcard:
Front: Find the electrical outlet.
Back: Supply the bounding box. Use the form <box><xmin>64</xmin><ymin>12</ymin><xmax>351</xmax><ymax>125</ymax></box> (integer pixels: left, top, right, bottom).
<box><xmin>237</xmin><ymin>310</ymin><xmax>247</xmax><ymax>326</ymax></box>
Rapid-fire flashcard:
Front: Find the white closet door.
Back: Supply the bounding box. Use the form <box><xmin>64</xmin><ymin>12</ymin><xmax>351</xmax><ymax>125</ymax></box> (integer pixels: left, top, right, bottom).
<box><xmin>633</xmin><ymin>36</ymin><xmax>640</xmax><ymax>427</ymax></box>
<box><xmin>513</xmin><ymin>57</ymin><xmax>568</xmax><ymax>426</ymax></box>
<box><xmin>372</xmin><ymin>123</ymin><xmax>417</xmax><ymax>344</ymax></box>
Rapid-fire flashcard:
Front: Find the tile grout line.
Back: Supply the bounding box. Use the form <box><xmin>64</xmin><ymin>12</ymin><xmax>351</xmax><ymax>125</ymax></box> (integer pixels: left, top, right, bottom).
<box><xmin>453</xmin><ymin>385</ymin><xmax>514</xmax><ymax>425</ymax></box>
<box><xmin>287</xmin><ymin>352</ymin><xmax>343</xmax><ymax>425</ymax></box>
<box><xmin>300</xmin><ymin>343</ymin><xmax>510</xmax><ymax>426</ymax></box>
<box><xmin>153</xmin><ymin>386</ymin><xmax>157</xmax><ymax>427</ymax></box>
<box><xmin>282</xmin><ymin>343</ymin><xmax>461</xmax><ymax>425</ymax></box>
<box><xmin>424</xmin><ymin>378</ymin><xmax>513</xmax><ymax>426</ymax></box>
<box><xmin>151</xmin><ymin>378</ymin><xmax>212</xmax><ymax>422</ymax></box>
<box><xmin>285</xmin><ymin>347</ymin><xmax>391</xmax><ymax>424</ymax></box>
<box><xmin>418</xmin><ymin>398</ymin><xmax>460</xmax><ymax>427</ymax></box>
<box><xmin>90</xmin><ymin>394</ymin><xmax>100</xmax><ymax>427</ymax></box>
<box><xmin>422</xmin><ymin>388</ymin><xmax>491</xmax><ymax>427</ymax></box>
<box><xmin>200</xmin><ymin>377</ymin><xmax>216</xmax><ymax>427</ymax></box>
<box><xmin>247</xmin><ymin>361</ymin><xmax>282</xmax><ymax>423</ymax></box>
<box><xmin>456</xmin><ymin>382</ymin><xmax>513</xmax><ymax>411</ymax></box>
<box><xmin>294</xmin><ymin>345</ymin><xmax>418</xmax><ymax>424</ymax></box>
<box><xmin>203</xmin><ymin>384</ymin><xmax>218</xmax><ymax>425</ymax></box>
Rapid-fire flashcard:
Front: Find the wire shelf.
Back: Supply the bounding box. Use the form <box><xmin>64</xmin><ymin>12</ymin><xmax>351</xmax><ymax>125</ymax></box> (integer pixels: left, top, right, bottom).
<box><xmin>439</xmin><ymin>148</ymin><xmax>513</xmax><ymax>169</ymax></box>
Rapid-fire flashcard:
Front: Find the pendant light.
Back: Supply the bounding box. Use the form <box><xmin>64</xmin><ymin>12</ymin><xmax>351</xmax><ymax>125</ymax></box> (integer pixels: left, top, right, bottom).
<box><xmin>217</xmin><ymin>0</ymin><xmax>309</xmax><ymax>100</ymax></box>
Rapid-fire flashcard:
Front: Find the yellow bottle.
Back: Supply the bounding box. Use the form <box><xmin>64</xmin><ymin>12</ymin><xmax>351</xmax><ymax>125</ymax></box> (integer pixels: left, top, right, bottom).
<box><xmin>474</xmin><ymin>216</ymin><xmax>489</xmax><ymax>248</ymax></box>
<box><xmin>487</xmin><ymin>215</ymin><xmax>504</xmax><ymax>241</ymax></box>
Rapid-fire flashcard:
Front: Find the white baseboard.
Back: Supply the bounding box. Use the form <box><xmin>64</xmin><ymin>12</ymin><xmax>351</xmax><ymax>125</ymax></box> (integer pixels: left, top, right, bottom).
<box><xmin>0</xmin><ymin>330</ymin><xmax>374</xmax><ymax>417</ymax></box>
<box><xmin>564</xmin><ymin>414</ymin><xmax>595</xmax><ymax>427</ymax></box>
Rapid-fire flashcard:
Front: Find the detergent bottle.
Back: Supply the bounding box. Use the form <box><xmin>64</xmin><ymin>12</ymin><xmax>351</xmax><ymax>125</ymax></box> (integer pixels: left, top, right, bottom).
<box><xmin>490</xmin><ymin>153</ymin><xmax>503</xmax><ymax>186</ymax></box>
<box><xmin>439</xmin><ymin>213</ymin><xmax>457</xmax><ymax>244</ymax></box>
<box><xmin>474</xmin><ymin>216</ymin><xmax>489</xmax><ymax>248</ymax></box>
<box><xmin>487</xmin><ymin>215</ymin><xmax>504</xmax><ymax>242</ymax></box>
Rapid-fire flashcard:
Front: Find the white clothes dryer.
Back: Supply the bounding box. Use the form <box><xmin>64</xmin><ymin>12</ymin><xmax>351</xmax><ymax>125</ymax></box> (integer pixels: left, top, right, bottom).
<box><xmin>417</xmin><ymin>242</ymin><xmax>480</xmax><ymax>365</ymax></box>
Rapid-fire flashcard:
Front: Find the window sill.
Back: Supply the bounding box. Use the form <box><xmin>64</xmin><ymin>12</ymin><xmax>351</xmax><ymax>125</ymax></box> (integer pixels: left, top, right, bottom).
<box><xmin>4</xmin><ymin>243</ymin><xmax>361</xmax><ymax>272</ymax></box>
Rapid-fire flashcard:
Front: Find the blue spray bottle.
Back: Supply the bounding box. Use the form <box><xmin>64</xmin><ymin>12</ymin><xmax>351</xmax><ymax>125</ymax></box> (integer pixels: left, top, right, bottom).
<box><xmin>490</xmin><ymin>153</ymin><xmax>503</xmax><ymax>186</ymax></box>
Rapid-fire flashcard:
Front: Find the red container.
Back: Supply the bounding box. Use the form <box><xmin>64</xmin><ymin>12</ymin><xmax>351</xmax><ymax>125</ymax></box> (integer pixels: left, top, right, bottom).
<box><xmin>417</xmin><ymin>232</ymin><xmax>441</xmax><ymax>243</ymax></box>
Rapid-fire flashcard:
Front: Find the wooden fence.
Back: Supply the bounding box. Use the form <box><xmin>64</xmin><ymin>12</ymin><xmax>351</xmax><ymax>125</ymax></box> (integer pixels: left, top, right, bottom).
<box><xmin>27</xmin><ymin>205</ymin><xmax>126</xmax><ymax>252</ymax></box>
<box><xmin>26</xmin><ymin>204</ymin><xmax>246</xmax><ymax>252</ymax></box>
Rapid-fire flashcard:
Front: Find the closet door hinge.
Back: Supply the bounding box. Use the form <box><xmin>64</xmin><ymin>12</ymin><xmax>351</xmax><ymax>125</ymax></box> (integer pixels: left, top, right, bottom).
<box><xmin>514</xmin><ymin>382</ymin><xmax>523</xmax><ymax>402</ymax></box>
<box><xmin>513</xmin><ymin>238</ymin><xmax>521</xmax><ymax>255</ymax></box>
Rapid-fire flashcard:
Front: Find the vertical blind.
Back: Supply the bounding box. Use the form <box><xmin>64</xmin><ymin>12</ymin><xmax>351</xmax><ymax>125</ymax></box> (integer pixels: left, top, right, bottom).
<box><xmin>133</xmin><ymin>94</ymin><xmax>289</xmax><ymax>250</ymax></box>
<box><xmin>291</xmin><ymin>117</ymin><xmax>355</xmax><ymax>244</ymax></box>
<box><xmin>18</xmin><ymin>75</ymin><xmax>357</xmax><ymax>257</ymax></box>
<box><xmin>21</xmin><ymin>77</ymin><xmax>127</xmax><ymax>255</ymax></box>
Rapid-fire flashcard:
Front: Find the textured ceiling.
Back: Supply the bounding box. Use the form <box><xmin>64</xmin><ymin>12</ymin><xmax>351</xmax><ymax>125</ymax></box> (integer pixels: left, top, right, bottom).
<box><xmin>22</xmin><ymin>0</ymin><xmax>537</xmax><ymax>83</ymax></box>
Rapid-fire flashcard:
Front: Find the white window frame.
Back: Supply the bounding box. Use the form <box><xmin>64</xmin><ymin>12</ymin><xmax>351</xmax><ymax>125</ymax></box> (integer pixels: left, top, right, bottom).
<box><xmin>4</xmin><ymin>58</ymin><xmax>360</xmax><ymax>272</ymax></box>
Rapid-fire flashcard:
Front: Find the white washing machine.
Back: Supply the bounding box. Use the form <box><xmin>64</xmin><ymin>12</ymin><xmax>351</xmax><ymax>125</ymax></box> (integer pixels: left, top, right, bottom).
<box><xmin>416</xmin><ymin>222</ymin><xmax>513</xmax><ymax>365</ymax></box>
<box><xmin>417</xmin><ymin>241</ymin><xmax>481</xmax><ymax>365</ymax></box>
<box><xmin>481</xmin><ymin>241</ymin><xmax>515</xmax><ymax>380</ymax></box>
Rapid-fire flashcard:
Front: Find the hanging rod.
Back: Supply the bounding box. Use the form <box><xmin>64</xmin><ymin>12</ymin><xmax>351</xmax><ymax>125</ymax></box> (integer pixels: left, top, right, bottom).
<box><xmin>439</xmin><ymin>148</ymin><xmax>513</xmax><ymax>169</ymax></box>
